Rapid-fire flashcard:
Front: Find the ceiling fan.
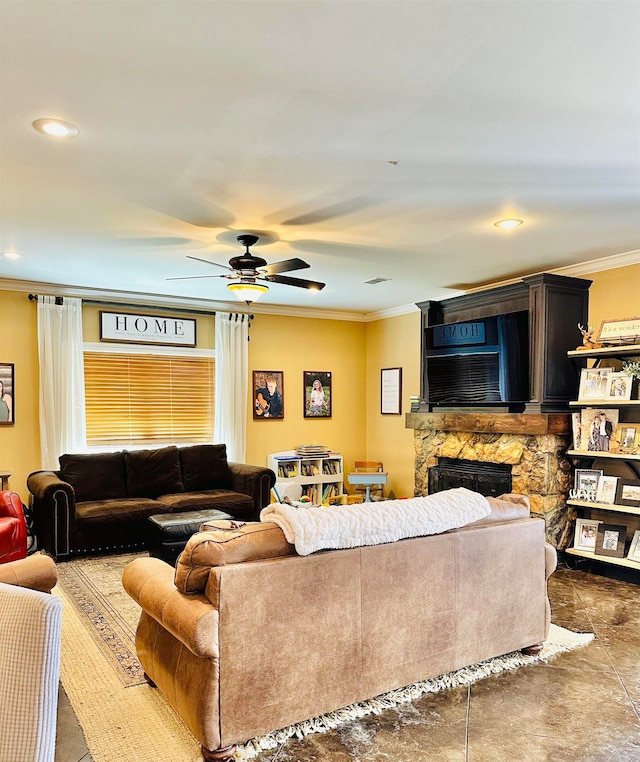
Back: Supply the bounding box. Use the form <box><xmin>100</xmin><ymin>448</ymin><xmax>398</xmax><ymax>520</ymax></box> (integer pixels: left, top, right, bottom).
<box><xmin>168</xmin><ymin>234</ymin><xmax>326</xmax><ymax>304</ymax></box>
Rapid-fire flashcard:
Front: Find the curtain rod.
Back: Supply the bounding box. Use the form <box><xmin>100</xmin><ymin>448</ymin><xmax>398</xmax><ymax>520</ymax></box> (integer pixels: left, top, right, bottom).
<box><xmin>27</xmin><ymin>294</ymin><xmax>253</xmax><ymax>320</ymax></box>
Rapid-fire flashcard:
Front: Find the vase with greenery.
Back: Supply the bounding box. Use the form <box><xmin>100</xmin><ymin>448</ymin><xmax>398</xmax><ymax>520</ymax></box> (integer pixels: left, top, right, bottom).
<box><xmin>622</xmin><ymin>361</ymin><xmax>640</xmax><ymax>399</ymax></box>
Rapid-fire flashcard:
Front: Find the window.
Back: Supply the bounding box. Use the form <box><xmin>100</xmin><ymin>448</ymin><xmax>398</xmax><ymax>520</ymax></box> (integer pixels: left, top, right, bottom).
<box><xmin>84</xmin><ymin>351</ymin><xmax>214</xmax><ymax>446</ymax></box>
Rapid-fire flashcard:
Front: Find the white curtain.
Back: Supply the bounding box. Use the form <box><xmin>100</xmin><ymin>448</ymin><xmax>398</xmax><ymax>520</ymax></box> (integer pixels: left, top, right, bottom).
<box><xmin>214</xmin><ymin>312</ymin><xmax>249</xmax><ymax>463</ymax></box>
<box><xmin>37</xmin><ymin>296</ymin><xmax>87</xmax><ymax>470</ymax></box>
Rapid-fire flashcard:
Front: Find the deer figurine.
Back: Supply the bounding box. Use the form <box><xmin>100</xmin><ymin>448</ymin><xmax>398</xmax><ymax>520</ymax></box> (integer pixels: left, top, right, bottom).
<box><xmin>577</xmin><ymin>323</ymin><xmax>602</xmax><ymax>350</ymax></box>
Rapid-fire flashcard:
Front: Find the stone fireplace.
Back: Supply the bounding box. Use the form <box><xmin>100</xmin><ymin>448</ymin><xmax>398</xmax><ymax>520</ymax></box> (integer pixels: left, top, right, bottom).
<box><xmin>406</xmin><ymin>412</ymin><xmax>573</xmax><ymax>548</ymax></box>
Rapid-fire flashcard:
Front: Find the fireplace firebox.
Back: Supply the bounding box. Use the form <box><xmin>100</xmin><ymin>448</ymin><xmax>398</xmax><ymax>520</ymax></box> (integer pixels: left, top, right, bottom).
<box><xmin>429</xmin><ymin>457</ymin><xmax>512</xmax><ymax>497</ymax></box>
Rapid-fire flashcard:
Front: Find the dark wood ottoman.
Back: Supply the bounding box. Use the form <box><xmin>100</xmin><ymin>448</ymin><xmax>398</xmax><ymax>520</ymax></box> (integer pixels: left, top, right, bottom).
<box><xmin>148</xmin><ymin>509</ymin><xmax>233</xmax><ymax>565</ymax></box>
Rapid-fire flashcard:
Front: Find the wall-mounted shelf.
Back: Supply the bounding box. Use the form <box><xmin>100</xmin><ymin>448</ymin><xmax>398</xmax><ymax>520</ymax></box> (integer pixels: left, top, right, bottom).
<box><xmin>568</xmin><ymin>344</ymin><xmax>640</xmax><ymax>359</ymax></box>
<box><xmin>569</xmin><ymin>400</ymin><xmax>640</xmax><ymax>407</ymax></box>
<box><xmin>565</xmin><ymin>547</ymin><xmax>640</xmax><ymax>570</ymax></box>
<box><xmin>567</xmin><ymin>499</ymin><xmax>640</xmax><ymax>517</ymax></box>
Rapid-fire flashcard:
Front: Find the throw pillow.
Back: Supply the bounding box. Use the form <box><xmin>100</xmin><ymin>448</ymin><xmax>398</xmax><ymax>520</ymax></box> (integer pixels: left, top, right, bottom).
<box><xmin>178</xmin><ymin>444</ymin><xmax>232</xmax><ymax>492</ymax></box>
<box><xmin>59</xmin><ymin>452</ymin><xmax>127</xmax><ymax>503</ymax></box>
<box><xmin>124</xmin><ymin>446</ymin><xmax>184</xmax><ymax>498</ymax></box>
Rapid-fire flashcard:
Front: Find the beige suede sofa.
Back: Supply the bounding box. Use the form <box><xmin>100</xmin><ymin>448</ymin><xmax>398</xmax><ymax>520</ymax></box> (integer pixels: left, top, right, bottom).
<box><xmin>122</xmin><ymin>495</ymin><xmax>556</xmax><ymax>762</ymax></box>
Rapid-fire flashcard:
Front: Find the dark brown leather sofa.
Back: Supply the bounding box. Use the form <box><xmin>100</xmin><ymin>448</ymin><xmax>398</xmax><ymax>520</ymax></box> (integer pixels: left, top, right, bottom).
<box><xmin>27</xmin><ymin>444</ymin><xmax>275</xmax><ymax>560</ymax></box>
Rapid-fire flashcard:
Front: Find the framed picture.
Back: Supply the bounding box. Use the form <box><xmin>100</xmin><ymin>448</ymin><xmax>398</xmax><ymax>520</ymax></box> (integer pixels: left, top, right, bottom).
<box><xmin>580</xmin><ymin>408</ymin><xmax>619</xmax><ymax>453</ymax></box>
<box><xmin>0</xmin><ymin>363</ymin><xmax>14</xmax><ymax>425</ymax></box>
<box><xmin>595</xmin><ymin>523</ymin><xmax>627</xmax><ymax>558</ymax></box>
<box><xmin>574</xmin><ymin>518</ymin><xmax>601</xmax><ymax>552</ymax></box>
<box><xmin>619</xmin><ymin>425</ymin><xmax>640</xmax><ymax>453</ymax></box>
<box><xmin>596</xmin><ymin>316</ymin><xmax>640</xmax><ymax>344</ymax></box>
<box><xmin>604</xmin><ymin>372</ymin><xmax>633</xmax><ymax>401</ymax></box>
<box><xmin>626</xmin><ymin>530</ymin><xmax>640</xmax><ymax>563</ymax></box>
<box><xmin>571</xmin><ymin>412</ymin><xmax>582</xmax><ymax>450</ymax></box>
<box><xmin>303</xmin><ymin>371</ymin><xmax>332</xmax><ymax>418</ymax></box>
<box><xmin>253</xmin><ymin>370</ymin><xmax>284</xmax><ymax>419</ymax></box>
<box><xmin>615</xmin><ymin>479</ymin><xmax>640</xmax><ymax>507</ymax></box>
<box><xmin>381</xmin><ymin>367</ymin><xmax>402</xmax><ymax>415</ymax></box>
<box><xmin>595</xmin><ymin>475</ymin><xmax>618</xmax><ymax>505</ymax></box>
<box><xmin>574</xmin><ymin>469</ymin><xmax>603</xmax><ymax>493</ymax></box>
<box><xmin>578</xmin><ymin>368</ymin><xmax>612</xmax><ymax>401</ymax></box>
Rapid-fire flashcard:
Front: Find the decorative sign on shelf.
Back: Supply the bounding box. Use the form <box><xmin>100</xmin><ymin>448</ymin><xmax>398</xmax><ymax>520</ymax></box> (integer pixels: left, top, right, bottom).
<box><xmin>596</xmin><ymin>316</ymin><xmax>640</xmax><ymax>344</ymax></box>
<box><xmin>100</xmin><ymin>311</ymin><xmax>196</xmax><ymax>347</ymax></box>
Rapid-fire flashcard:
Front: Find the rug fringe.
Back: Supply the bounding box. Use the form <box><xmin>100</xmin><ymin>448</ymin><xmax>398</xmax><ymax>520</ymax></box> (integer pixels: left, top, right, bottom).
<box><xmin>235</xmin><ymin>624</ymin><xmax>594</xmax><ymax>761</ymax></box>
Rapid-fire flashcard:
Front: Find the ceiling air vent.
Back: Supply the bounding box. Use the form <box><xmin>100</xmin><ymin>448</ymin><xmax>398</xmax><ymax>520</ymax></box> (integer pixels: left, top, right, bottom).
<box><xmin>364</xmin><ymin>277</ymin><xmax>391</xmax><ymax>285</ymax></box>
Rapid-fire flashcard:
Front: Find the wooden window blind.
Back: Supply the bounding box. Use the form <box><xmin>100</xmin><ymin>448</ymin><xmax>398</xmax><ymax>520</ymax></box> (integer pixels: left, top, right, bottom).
<box><xmin>84</xmin><ymin>352</ymin><xmax>214</xmax><ymax>446</ymax></box>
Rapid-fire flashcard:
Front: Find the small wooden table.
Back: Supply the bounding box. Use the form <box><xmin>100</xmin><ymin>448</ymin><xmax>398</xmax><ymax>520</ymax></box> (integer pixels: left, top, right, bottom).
<box><xmin>347</xmin><ymin>471</ymin><xmax>388</xmax><ymax>502</ymax></box>
<box><xmin>0</xmin><ymin>471</ymin><xmax>10</xmax><ymax>491</ymax></box>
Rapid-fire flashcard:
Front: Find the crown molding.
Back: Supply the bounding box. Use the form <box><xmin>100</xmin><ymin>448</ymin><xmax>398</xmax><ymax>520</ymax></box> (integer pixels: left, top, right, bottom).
<box><xmin>362</xmin><ymin>303</ymin><xmax>421</xmax><ymax>322</ymax></box>
<box><xmin>0</xmin><ymin>278</ymin><xmax>367</xmax><ymax>322</ymax></box>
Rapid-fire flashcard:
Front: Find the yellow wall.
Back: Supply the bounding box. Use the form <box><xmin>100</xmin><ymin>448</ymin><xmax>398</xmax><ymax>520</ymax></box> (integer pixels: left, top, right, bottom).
<box><xmin>364</xmin><ymin>311</ymin><xmax>421</xmax><ymax>498</ymax></box>
<box><xmin>583</xmin><ymin>264</ymin><xmax>640</xmax><ymax>333</ymax></box>
<box><xmin>246</xmin><ymin>314</ymin><xmax>367</xmax><ymax>477</ymax></box>
<box><xmin>0</xmin><ymin>292</ymin><xmax>40</xmax><ymax>502</ymax></box>
<box><xmin>1</xmin><ymin>263</ymin><xmax>637</xmax><ymax>505</ymax></box>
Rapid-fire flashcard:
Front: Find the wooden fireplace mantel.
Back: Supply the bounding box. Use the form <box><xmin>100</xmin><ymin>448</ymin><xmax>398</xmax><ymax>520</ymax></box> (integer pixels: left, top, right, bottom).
<box><xmin>405</xmin><ymin>412</ymin><xmax>570</xmax><ymax>436</ymax></box>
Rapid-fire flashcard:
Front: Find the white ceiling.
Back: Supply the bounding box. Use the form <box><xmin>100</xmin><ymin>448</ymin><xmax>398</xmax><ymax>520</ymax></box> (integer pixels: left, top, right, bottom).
<box><xmin>1</xmin><ymin>1</ymin><xmax>639</xmax><ymax>315</ymax></box>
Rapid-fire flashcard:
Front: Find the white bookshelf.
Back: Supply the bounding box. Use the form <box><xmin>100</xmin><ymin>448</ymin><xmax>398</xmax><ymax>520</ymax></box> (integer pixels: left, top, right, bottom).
<box><xmin>268</xmin><ymin>450</ymin><xmax>344</xmax><ymax>504</ymax></box>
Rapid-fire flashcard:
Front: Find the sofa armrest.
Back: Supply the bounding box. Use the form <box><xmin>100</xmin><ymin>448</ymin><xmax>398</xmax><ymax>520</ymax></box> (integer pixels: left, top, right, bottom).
<box><xmin>122</xmin><ymin>556</ymin><xmax>219</xmax><ymax>659</ymax></box>
<box><xmin>228</xmin><ymin>462</ymin><xmax>276</xmax><ymax>519</ymax></box>
<box><xmin>0</xmin><ymin>553</ymin><xmax>58</xmax><ymax>593</ymax></box>
<box><xmin>545</xmin><ymin>542</ymin><xmax>557</xmax><ymax>580</ymax></box>
<box><xmin>27</xmin><ymin>471</ymin><xmax>76</xmax><ymax>559</ymax></box>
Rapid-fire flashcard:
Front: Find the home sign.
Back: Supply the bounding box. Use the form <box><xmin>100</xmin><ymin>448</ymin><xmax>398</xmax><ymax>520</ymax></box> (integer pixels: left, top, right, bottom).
<box><xmin>100</xmin><ymin>311</ymin><xmax>197</xmax><ymax>347</ymax></box>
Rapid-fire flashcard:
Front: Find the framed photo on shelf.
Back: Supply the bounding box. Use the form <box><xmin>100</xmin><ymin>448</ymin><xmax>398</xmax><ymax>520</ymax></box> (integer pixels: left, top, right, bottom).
<box><xmin>573</xmin><ymin>518</ymin><xmax>600</xmax><ymax>552</ymax></box>
<box><xmin>578</xmin><ymin>368</ymin><xmax>612</xmax><ymax>401</ymax></box>
<box><xmin>595</xmin><ymin>523</ymin><xmax>627</xmax><ymax>558</ymax></box>
<box><xmin>0</xmin><ymin>362</ymin><xmax>14</xmax><ymax>425</ymax></box>
<box><xmin>595</xmin><ymin>475</ymin><xmax>619</xmax><ymax>504</ymax></box>
<box><xmin>619</xmin><ymin>425</ymin><xmax>640</xmax><ymax>453</ymax></box>
<box><xmin>253</xmin><ymin>370</ymin><xmax>284</xmax><ymax>420</ymax></box>
<box><xmin>580</xmin><ymin>408</ymin><xmax>619</xmax><ymax>453</ymax></box>
<box><xmin>627</xmin><ymin>530</ymin><xmax>640</xmax><ymax>563</ymax></box>
<box><xmin>571</xmin><ymin>412</ymin><xmax>582</xmax><ymax>451</ymax></box>
<box><xmin>574</xmin><ymin>469</ymin><xmax>603</xmax><ymax>493</ymax></box>
<box><xmin>615</xmin><ymin>479</ymin><xmax>640</xmax><ymax>507</ymax></box>
<box><xmin>303</xmin><ymin>371</ymin><xmax>332</xmax><ymax>418</ymax></box>
<box><xmin>604</xmin><ymin>372</ymin><xmax>633</xmax><ymax>401</ymax></box>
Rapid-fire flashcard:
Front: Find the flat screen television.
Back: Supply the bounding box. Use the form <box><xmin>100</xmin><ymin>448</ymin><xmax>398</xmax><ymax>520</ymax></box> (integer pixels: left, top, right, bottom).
<box><xmin>424</xmin><ymin>310</ymin><xmax>529</xmax><ymax>407</ymax></box>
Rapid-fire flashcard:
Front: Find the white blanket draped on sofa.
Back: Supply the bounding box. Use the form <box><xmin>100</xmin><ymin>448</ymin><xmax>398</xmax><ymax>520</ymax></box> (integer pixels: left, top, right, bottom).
<box><xmin>260</xmin><ymin>487</ymin><xmax>491</xmax><ymax>556</ymax></box>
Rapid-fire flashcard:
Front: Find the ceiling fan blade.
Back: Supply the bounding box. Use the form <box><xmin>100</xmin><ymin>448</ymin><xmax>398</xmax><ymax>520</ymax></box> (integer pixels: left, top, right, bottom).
<box><xmin>166</xmin><ymin>274</ymin><xmax>224</xmax><ymax>281</ymax></box>
<box><xmin>260</xmin><ymin>257</ymin><xmax>310</xmax><ymax>275</ymax></box>
<box><xmin>264</xmin><ymin>274</ymin><xmax>326</xmax><ymax>291</ymax></box>
<box><xmin>186</xmin><ymin>255</ymin><xmax>233</xmax><ymax>271</ymax></box>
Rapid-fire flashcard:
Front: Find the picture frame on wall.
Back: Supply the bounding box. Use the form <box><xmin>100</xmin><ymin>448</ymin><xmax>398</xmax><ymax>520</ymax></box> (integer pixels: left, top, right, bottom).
<box><xmin>595</xmin><ymin>523</ymin><xmax>627</xmax><ymax>558</ymax></box>
<box><xmin>253</xmin><ymin>370</ymin><xmax>284</xmax><ymax>419</ymax></box>
<box><xmin>573</xmin><ymin>518</ymin><xmax>600</xmax><ymax>552</ymax></box>
<box><xmin>0</xmin><ymin>362</ymin><xmax>14</xmax><ymax>425</ymax></box>
<box><xmin>381</xmin><ymin>367</ymin><xmax>402</xmax><ymax>415</ymax></box>
<box><xmin>303</xmin><ymin>371</ymin><xmax>332</xmax><ymax>418</ymax></box>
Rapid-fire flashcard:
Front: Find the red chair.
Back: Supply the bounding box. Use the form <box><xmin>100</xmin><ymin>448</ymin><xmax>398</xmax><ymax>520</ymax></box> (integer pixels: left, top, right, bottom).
<box><xmin>0</xmin><ymin>491</ymin><xmax>28</xmax><ymax>563</ymax></box>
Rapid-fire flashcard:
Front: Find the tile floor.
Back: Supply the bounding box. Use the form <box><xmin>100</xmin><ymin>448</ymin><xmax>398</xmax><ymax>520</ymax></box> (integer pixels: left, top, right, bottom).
<box><xmin>55</xmin><ymin>558</ymin><xmax>640</xmax><ymax>762</ymax></box>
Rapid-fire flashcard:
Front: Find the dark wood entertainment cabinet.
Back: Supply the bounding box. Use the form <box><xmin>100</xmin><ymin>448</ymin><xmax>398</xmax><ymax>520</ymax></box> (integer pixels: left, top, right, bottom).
<box><xmin>417</xmin><ymin>273</ymin><xmax>591</xmax><ymax>413</ymax></box>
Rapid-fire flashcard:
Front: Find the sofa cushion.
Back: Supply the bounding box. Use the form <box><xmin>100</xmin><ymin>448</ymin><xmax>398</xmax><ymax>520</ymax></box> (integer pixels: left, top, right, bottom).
<box><xmin>175</xmin><ymin>521</ymin><xmax>294</xmax><ymax>594</ymax></box>
<box><xmin>75</xmin><ymin>497</ymin><xmax>167</xmax><ymax>521</ymax></box>
<box><xmin>156</xmin><ymin>490</ymin><xmax>253</xmax><ymax>515</ymax></box>
<box><xmin>125</xmin><ymin>446</ymin><xmax>185</xmax><ymax>499</ymax></box>
<box><xmin>178</xmin><ymin>444</ymin><xmax>232</xmax><ymax>492</ymax></box>
<box><xmin>59</xmin><ymin>452</ymin><xmax>127</xmax><ymax>503</ymax></box>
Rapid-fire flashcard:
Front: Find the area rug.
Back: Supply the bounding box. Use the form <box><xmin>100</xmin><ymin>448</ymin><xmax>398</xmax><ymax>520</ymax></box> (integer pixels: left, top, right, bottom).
<box><xmin>54</xmin><ymin>553</ymin><xmax>594</xmax><ymax>762</ymax></box>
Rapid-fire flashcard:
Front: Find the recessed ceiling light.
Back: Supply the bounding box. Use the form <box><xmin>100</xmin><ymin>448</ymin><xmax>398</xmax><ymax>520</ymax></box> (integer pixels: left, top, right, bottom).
<box><xmin>494</xmin><ymin>218</ymin><xmax>524</xmax><ymax>229</ymax></box>
<box><xmin>32</xmin><ymin>118</ymin><xmax>79</xmax><ymax>138</ymax></box>
<box><xmin>2</xmin><ymin>251</ymin><xmax>22</xmax><ymax>260</ymax></box>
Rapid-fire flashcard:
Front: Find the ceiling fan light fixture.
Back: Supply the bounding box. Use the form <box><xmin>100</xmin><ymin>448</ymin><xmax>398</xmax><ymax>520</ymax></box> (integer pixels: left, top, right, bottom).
<box><xmin>227</xmin><ymin>281</ymin><xmax>269</xmax><ymax>304</ymax></box>
<box><xmin>494</xmin><ymin>218</ymin><xmax>524</xmax><ymax>229</ymax></box>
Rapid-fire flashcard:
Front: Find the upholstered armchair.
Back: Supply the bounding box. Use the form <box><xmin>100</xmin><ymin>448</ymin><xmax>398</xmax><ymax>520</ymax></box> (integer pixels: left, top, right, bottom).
<box><xmin>0</xmin><ymin>489</ymin><xmax>28</xmax><ymax>563</ymax></box>
<box><xmin>0</xmin><ymin>552</ymin><xmax>61</xmax><ymax>762</ymax></box>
